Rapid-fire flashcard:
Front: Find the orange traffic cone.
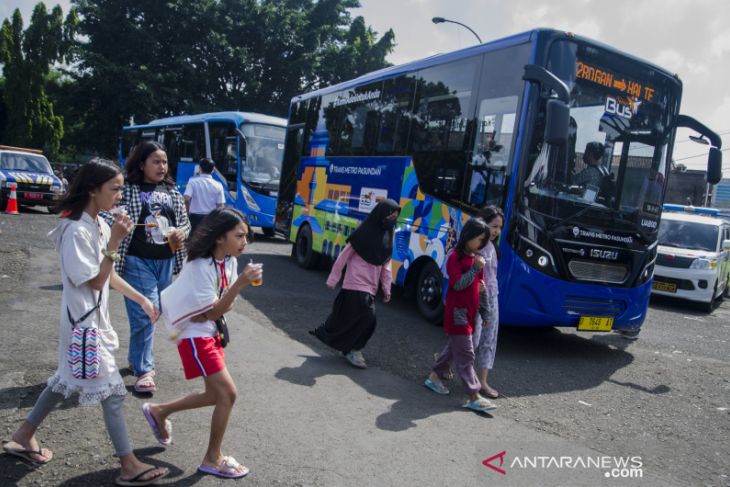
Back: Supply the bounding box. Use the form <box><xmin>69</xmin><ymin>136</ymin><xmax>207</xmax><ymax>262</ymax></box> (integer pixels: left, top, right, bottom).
<box><xmin>4</xmin><ymin>183</ymin><xmax>20</xmax><ymax>215</ymax></box>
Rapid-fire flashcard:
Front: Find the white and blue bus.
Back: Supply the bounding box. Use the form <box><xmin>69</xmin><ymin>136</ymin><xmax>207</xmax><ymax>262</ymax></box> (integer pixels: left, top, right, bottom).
<box><xmin>276</xmin><ymin>28</ymin><xmax>722</xmax><ymax>335</ymax></box>
<box><xmin>121</xmin><ymin>111</ymin><xmax>286</xmax><ymax>236</ymax></box>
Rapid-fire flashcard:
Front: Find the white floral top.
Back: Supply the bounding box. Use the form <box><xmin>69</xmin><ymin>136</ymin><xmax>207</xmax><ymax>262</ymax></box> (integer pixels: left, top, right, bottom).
<box><xmin>47</xmin><ymin>212</ymin><xmax>125</xmax><ymax>406</ymax></box>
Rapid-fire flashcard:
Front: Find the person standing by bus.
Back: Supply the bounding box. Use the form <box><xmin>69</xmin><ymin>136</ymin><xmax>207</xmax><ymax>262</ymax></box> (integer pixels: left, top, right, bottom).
<box><xmin>425</xmin><ymin>218</ymin><xmax>497</xmax><ymax>413</ymax></box>
<box><xmin>472</xmin><ymin>206</ymin><xmax>504</xmax><ymax>399</ymax></box>
<box><xmin>110</xmin><ymin>141</ymin><xmax>191</xmax><ymax>394</ymax></box>
<box><xmin>310</xmin><ymin>199</ymin><xmax>400</xmax><ymax>369</ymax></box>
<box><xmin>184</xmin><ymin>158</ymin><xmax>226</xmax><ymax>233</ymax></box>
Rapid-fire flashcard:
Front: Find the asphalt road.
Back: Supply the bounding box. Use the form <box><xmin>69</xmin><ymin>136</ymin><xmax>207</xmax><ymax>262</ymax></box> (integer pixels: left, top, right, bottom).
<box><xmin>0</xmin><ymin>208</ymin><xmax>728</xmax><ymax>486</ymax></box>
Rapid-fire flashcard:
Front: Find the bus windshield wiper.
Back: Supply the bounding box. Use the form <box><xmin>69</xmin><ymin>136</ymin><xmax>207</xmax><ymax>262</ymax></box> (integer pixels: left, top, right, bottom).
<box><xmin>546</xmin><ymin>205</ymin><xmax>596</xmax><ymax>236</ymax></box>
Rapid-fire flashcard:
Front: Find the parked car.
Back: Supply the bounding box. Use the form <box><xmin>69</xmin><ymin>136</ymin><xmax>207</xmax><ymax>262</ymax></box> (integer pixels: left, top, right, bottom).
<box><xmin>652</xmin><ymin>205</ymin><xmax>730</xmax><ymax>311</ymax></box>
<box><xmin>0</xmin><ymin>145</ymin><xmax>64</xmax><ymax>212</ymax></box>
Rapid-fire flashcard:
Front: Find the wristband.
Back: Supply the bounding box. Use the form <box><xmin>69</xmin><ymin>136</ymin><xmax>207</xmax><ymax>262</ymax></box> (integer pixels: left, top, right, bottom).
<box><xmin>102</xmin><ymin>248</ymin><xmax>121</xmax><ymax>262</ymax></box>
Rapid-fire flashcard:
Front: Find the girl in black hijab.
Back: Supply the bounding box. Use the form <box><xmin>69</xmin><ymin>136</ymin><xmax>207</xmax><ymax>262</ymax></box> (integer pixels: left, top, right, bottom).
<box><xmin>310</xmin><ymin>199</ymin><xmax>400</xmax><ymax>368</ymax></box>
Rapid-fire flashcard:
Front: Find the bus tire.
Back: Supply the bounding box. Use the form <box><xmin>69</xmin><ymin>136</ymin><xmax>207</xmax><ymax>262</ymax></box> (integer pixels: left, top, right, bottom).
<box><xmin>416</xmin><ymin>260</ymin><xmax>444</xmax><ymax>324</ymax></box>
<box><xmin>294</xmin><ymin>224</ymin><xmax>320</xmax><ymax>269</ymax></box>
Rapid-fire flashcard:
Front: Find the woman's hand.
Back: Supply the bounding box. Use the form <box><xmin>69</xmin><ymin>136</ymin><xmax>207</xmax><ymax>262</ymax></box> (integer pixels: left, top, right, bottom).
<box><xmin>191</xmin><ymin>312</ymin><xmax>208</xmax><ymax>323</ymax></box>
<box><xmin>235</xmin><ymin>263</ymin><xmax>263</xmax><ymax>288</ymax></box>
<box><xmin>383</xmin><ymin>294</ymin><xmax>391</xmax><ymax>303</ymax></box>
<box><xmin>141</xmin><ymin>298</ymin><xmax>160</xmax><ymax>323</ymax></box>
<box><xmin>109</xmin><ymin>213</ymin><xmax>133</xmax><ymax>249</ymax></box>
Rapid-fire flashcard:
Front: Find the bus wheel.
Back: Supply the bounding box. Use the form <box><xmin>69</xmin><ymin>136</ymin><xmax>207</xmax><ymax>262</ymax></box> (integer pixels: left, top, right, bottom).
<box><xmin>261</xmin><ymin>227</ymin><xmax>276</xmax><ymax>238</ymax></box>
<box><xmin>416</xmin><ymin>261</ymin><xmax>444</xmax><ymax>324</ymax></box>
<box><xmin>295</xmin><ymin>224</ymin><xmax>320</xmax><ymax>269</ymax></box>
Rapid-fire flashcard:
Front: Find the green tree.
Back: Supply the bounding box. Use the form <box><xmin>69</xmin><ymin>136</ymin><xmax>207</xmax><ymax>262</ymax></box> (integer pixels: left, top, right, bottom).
<box><xmin>0</xmin><ymin>4</ymin><xmax>77</xmax><ymax>158</ymax></box>
<box><xmin>71</xmin><ymin>0</ymin><xmax>394</xmax><ymax>156</ymax></box>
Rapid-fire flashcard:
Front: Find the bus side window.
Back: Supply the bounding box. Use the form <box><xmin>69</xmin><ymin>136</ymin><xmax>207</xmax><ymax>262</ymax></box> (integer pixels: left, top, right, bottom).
<box><xmin>162</xmin><ymin>128</ymin><xmax>181</xmax><ymax>180</ymax></box>
<box><xmin>180</xmin><ymin>123</ymin><xmax>206</xmax><ymax>163</ymax></box>
<box><xmin>335</xmin><ymin>82</ymin><xmax>382</xmax><ymax>156</ymax></box>
<box><xmin>376</xmin><ymin>75</ymin><xmax>415</xmax><ymax>155</ymax></box>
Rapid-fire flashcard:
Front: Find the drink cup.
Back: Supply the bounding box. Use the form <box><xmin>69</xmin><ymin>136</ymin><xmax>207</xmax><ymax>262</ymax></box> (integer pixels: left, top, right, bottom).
<box><xmin>250</xmin><ymin>262</ymin><xmax>263</xmax><ymax>287</ymax></box>
<box><xmin>164</xmin><ymin>227</ymin><xmax>183</xmax><ymax>252</ymax></box>
<box><xmin>109</xmin><ymin>205</ymin><xmax>127</xmax><ymax>216</ymax></box>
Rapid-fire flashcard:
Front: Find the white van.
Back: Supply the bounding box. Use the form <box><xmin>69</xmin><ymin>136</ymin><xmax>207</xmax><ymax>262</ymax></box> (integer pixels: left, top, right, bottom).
<box><xmin>652</xmin><ymin>207</ymin><xmax>730</xmax><ymax>311</ymax></box>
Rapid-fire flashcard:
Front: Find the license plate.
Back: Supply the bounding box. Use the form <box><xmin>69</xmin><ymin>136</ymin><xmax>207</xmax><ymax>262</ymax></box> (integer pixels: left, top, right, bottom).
<box><xmin>24</xmin><ymin>192</ymin><xmax>43</xmax><ymax>200</ymax></box>
<box><xmin>577</xmin><ymin>316</ymin><xmax>614</xmax><ymax>332</ymax></box>
<box><xmin>652</xmin><ymin>280</ymin><xmax>677</xmax><ymax>293</ymax></box>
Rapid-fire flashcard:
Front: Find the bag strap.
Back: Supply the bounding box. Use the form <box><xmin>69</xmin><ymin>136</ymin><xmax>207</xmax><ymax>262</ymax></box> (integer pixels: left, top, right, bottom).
<box><xmin>67</xmin><ymin>290</ymin><xmax>103</xmax><ymax>328</ymax></box>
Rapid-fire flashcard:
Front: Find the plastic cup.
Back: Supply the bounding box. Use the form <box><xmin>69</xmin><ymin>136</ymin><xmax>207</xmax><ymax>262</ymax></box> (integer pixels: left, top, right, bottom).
<box><xmin>109</xmin><ymin>205</ymin><xmax>127</xmax><ymax>216</ymax></box>
<box><xmin>250</xmin><ymin>261</ymin><xmax>263</xmax><ymax>287</ymax></box>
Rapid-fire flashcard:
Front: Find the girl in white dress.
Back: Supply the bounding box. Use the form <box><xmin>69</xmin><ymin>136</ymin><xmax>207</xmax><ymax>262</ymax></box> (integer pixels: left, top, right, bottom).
<box><xmin>2</xmin><ymin>159</ymin><xmax>169</xmax><ymax>486</ymax></box>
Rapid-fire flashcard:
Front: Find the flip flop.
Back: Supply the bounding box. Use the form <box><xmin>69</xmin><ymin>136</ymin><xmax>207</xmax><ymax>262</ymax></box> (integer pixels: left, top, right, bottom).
<box><xmin>134</xmin><ymin>372</ymin><xmax>157</xmax><ymax>393</ymax></box>
<box><xmin>481</xmin><ymin>386</ymin><xmax>499</xmax><ymax>399</ymax></box>
<box><xmin>198</xmin><ymin>456</ymin><xmax>250</xmax><ymax>479</ymax></box>
<box><xmin>115</xmin><ymin>466</ymin><xmax>169</xmax><ymax>486</ymax></box>
<box><xmin>2</xmin><ymin>440</ymin><xmax>53</xmax><ymax>464</ymax></box>
<box><xmin>424</xmin><ymin>378</ymin><xmax>450</xmax><ymax>395</ymax></box>
<box><xmin>142</xmin><ymin>403</ymin><xmax>172</xmax><ymax>446</ymax></box>
<box><xmin>465</xmin><ymin>397</ymin><xmax>497</xmax><ymax>413</ymax></box>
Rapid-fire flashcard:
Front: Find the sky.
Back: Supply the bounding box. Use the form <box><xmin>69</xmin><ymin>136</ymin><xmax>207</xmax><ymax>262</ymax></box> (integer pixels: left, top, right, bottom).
<box><xmin>2</xmin><ymin>0</ymin><xmax>729</xmax><ymax>170</ymax></box>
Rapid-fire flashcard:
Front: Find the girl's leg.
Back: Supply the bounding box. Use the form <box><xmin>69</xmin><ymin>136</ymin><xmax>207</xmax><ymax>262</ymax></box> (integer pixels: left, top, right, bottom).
<box><xmin>145</xmin><ymin>385</ymin><xmax>218</xmax><ymax>444</ymax></box>
<box><xmin>123</xmin><ymin>256</ymin><xmax>158</xmax><ymax>377</ymax></box>
<box><xmin>201</xmin><ymin>368</ymin><xmax>239</xmax><ymax>467</ymax></box>
<box><xmin>449</xmin><ymin>334</ymin><xmax>482</xmax><ymax>401</ymax></box>
<box><xmin>8</xmin><ymin>386</ymin><xmax>63</xmax><ymax>462</ymax></box>
<box><xmin>351</xmin><ymin>296</ymin><xmax>377</xmax><ymax>352</ymax></box>
<box><xmin>476</xmin><ymin>300</ymin><xmax>500</xmax><ymax>393</ymax></box>
<box><xmin>429</xmin><ymin>339</ymin><xmax>453</xmax><ymax>382</ymax></box>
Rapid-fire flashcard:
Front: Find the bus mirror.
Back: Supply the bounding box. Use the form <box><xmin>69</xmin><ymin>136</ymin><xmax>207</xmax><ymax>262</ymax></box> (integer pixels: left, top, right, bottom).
<box><xmin>707</xmin><ymin>147</ymin><xmax>722</xmax><ymax>185</ymax></box>
<box><xmin>545</xmin><ymin>99</ymin><xmax>570</xmax><ymax>146</ymax></box>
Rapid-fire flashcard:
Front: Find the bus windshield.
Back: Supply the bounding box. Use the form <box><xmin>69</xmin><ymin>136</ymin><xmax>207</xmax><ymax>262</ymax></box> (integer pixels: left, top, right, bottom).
<box><xmin>240</xmin><ymin>123</ymin><xmax>285</xmax><ymax>188</ymax></box>
<box><xmin>523</xmin><ymin>40</ymin><xmax>679</xmax><ymax>235</ymax></box>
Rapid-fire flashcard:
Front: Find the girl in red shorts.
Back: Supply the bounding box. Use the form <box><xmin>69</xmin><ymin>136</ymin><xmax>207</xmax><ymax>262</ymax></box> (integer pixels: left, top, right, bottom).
<box><xmin>143</xmin><ymin>207</ymin><xmax>262</xmax><ymax>479</ymax></box>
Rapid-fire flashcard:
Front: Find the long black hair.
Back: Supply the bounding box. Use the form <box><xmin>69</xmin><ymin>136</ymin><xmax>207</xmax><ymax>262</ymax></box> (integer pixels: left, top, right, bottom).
<box><xmin>124</xmin><ymin>140</ymin><xmax>175</xmax><ymax>185</ymax></box>
<box><xmin>454</xmin><ymin>217</ymin><xmax>488</xmax><ymax>255</ymax></box>
<box><xmin>186</xmin><ymin>207</ymin><xmax>252</xmax><ymax>261</ymax></box>
<box><xmin>478</xmin><ymin>205</ymin><xmax>505</xmax><ymax>258</ymax></box>
<box><xmin>53</xmin><ymin>158</ymin><xmax>121</xmax><ymax>220</ymax></box>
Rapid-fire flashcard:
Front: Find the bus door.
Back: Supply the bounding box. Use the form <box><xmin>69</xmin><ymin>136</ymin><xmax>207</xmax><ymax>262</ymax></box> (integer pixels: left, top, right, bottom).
<box><xmin>209</xmin><ymin>121</ymin><xmax>239</xmax><ymax>205</ymax></box>
<box><xmin>160</xmin><ymin>123</ymin><xmax>206</xmax><ymax>194</ymax></box>
<box><xmin>277</xmin><ymin>123</ymin><xmax>305</xmax><ymax>237</ymax></box>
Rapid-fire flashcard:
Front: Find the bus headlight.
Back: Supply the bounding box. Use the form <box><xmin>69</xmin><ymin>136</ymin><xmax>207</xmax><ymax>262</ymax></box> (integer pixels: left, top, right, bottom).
<box><xmin>690</xmin><ymin>258</ymin><xmax>716</xmax><ymax>270</ymax></box>
<box><xmin>241</xmin><ymin>187</ymin><xmax>261</xmax><ymax>211</ymax></box>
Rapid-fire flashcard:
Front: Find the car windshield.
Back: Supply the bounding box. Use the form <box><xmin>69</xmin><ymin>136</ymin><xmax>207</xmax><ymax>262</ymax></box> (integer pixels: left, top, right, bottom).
<box><xmin>521</xmin><ymin>40</ymin><xmax>679</xmax><ymax>235</ymax></box>
<box><xmin>240</xmin><ymin>123</ymin><xmax>285</xmax><ymax>185</ymax></box>
<box><xmin>0</xmin><ymin>153</ymin><xmax>53</xmax><ymax>174</ymax></box>
<box><xmin>658</xmin><ymin>219</ymin><xmax>719</xmax><ymax>252</ymax></box>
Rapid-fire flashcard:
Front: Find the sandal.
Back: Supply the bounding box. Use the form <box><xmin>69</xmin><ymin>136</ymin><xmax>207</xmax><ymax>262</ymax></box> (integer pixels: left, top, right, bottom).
<box><xmin>424</xmin><ymin>378</ymin><xmax>450</xmax><ymax>395</ymax></box>
<box><xmin>142</xmin><ymin>403</ymin><xmax>172</xmax><ymax>446</ymax></box>
<box><xmin>481</xmin><ymin>385</ymin><xmax>499</xmax><ymax>399</ymax></box>
<box><xmin>2</xmin><ymin>440</ymin><xmax>53</xmax><ymax>464</ymax></box>
<box><xmin>134</xmin><ymin>371</ymin><xmax>157</xmax><ymax>393</ymax></box>
<box><xmin>344</xmin><ymin>351</ymin><xmax>367</xmax><ymax>369</ymax></box>
<box><xmin>198</xmin><ymin>456</ymin><xmax>250</xmax><ymax>479</ymax></box>
<box><xmin>465</xmin><ymin>397</ymin><xmax>497</xmax><ymax>413</ymax></box>
<box><xmin>115</xmin><ymin>466</ymin><xmax>169</xmax><ymax>486</ymax></box>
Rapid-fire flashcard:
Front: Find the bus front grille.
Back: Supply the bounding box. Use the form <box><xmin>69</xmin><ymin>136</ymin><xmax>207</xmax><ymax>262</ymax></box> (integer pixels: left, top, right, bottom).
<box><xmin>562</xmin><ymin>295</ymin><xmax>627</xmax><ymax>316</ymax></box>
<box><xmin>567</xmin><ymin>259</ymin><xmax>628</xmax><ymax>284</ymax></box>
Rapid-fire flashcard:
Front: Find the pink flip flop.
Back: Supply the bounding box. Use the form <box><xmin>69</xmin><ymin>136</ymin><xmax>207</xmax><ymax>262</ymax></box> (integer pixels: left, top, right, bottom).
<box><xmin>141</xmin><ymin>403</ymin><xmax>172</xmax><ymax>446</ymax></box>
<box><xmin>198</xmin><ymin>456</ymin><xmax>249</xmax><ymax>478</ymax></box>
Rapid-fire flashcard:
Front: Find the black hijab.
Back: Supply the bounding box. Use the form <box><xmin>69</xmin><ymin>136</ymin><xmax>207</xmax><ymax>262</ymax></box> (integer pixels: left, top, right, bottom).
<box><xmin>347</xmin><ymin>198</ymin><xmax>400</xmax><ymax>266</ymax></box>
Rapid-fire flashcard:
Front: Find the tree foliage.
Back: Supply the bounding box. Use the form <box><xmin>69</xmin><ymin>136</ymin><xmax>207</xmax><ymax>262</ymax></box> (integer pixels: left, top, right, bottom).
<box><xmin>70</xmin><ymin>0</ymin><xmax>395</xmax><ymax>156</ymax></box>
<box><xmin>0</xmin><ymin>4</ymin><xmax>77</xmax><ymax>158</ymax></box>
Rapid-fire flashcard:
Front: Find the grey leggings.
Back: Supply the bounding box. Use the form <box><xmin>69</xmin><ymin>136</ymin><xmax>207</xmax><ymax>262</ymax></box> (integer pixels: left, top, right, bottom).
<box><xmin>26</xmin><ymin>386</ymin><xmax>132</xmax><ymax>457</ymax></box>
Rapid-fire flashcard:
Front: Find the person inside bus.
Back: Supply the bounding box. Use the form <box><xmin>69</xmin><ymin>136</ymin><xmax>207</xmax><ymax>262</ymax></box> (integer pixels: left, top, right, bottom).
<box><xmin>573</xmin><ymin>142</ymin><xmax>608</xmax><ymax>196</ymax></box>
<box><xmin>184</xmin><ymin>158</ymin><xmax>226</xmax><ymax>232</ymax></box>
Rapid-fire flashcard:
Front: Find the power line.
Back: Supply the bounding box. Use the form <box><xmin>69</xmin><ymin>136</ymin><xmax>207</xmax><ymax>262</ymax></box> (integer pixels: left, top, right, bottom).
<box><xmin>673</xmin><ymin>147</ymin><xmax>730</xmax><ymax>162</ymax></box>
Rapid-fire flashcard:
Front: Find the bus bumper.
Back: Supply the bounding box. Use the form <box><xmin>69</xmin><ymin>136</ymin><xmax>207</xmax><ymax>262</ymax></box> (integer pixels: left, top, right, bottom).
<box><xmin>500</xmin><ymin>253</ymin><xmax>650</xmax><ymax>332</ymax></box>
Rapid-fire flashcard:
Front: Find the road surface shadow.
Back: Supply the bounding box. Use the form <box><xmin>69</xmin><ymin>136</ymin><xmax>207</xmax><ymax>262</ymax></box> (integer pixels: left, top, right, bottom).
<box><xmin>275</xmin><ymin>353</ymin><xmax>494</xmax><ymax>433</ymax></box>
<box><xmin>0</xmin><ymin>383</ymin><xmax>76</xmax><ymax>411</ymax></box>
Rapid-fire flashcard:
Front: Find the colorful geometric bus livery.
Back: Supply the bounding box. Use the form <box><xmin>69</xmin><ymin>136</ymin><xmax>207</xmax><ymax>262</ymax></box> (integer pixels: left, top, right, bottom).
<box><xmin>291</xmin><ymin>144</ymin><xmax>467</xmax><ymax>289</ymax></box>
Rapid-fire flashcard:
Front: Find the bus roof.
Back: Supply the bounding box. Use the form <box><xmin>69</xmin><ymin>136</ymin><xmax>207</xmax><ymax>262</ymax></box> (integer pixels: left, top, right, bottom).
<box><xmin>123</xmin><ymin>111</ymin><xmax>286</xmax><ymax>130</ymax></box>
<box><xmin>291</xmin><ymin>27</ymin><xmax>679</xmax><ymax>103</ymax></box>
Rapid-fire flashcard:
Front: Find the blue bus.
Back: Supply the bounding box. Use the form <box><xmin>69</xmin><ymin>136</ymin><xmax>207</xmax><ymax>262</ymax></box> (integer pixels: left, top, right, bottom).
<box><xmin>276</xmin><ymin>28</ymin><xmax>722</xmax><ymax>335</ymax></box>
<box><xmin>121</xmin><ymin>111</ymin><xmax>287</xmax><ymax>236</ymax></box>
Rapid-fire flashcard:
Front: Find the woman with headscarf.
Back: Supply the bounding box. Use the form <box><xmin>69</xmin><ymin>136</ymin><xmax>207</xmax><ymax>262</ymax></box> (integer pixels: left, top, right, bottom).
<box><xmin>310</xmin><ymin>199</ymin><xmax>400</xmax><ymax>368</ymax></box>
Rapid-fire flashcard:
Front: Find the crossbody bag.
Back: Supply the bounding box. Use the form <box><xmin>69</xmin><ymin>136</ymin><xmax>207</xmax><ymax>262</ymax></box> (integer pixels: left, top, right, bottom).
<box><xmin>66</xmin><ymin>291</ymin><xmax>103</xmax><ymax>379</ymax></box>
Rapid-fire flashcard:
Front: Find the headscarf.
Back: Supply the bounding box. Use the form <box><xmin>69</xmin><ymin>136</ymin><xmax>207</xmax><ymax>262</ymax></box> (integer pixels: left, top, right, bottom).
<box><xmin>347</xmin><ymin>198</ymin><xmax>400</xmax><ymax>266</ymax></box>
